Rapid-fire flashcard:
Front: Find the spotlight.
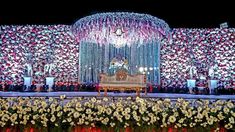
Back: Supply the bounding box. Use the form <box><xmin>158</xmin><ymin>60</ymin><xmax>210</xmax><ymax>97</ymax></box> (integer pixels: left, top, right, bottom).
<box><xmin>144</xmin><ymin>67</ymin><xmax>148</xmax><ymax>71</ymax></box>
<box><xmin>139</xmin><ymin>67</ymin><xmax>144</xmax><ymax>72</ymax></box>
<box><xmin>220</xmin><ymin>22</ymin><xmax>228</xmax><ymax>28</ymax></box>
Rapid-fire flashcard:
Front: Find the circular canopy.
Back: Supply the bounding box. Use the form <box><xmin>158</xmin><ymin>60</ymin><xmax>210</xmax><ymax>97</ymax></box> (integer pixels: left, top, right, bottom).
<box><xmin>72</xmin><ymin>12</ymin><xmax>171</xmax><ymax>47</ymax></box>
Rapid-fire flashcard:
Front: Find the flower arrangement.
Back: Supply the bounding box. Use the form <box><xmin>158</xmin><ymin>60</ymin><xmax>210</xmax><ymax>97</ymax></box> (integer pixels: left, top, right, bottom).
<box><xmin>109</xmin><ymin>57</ymin><xmax>129</xmax><ymax>71</ymax></box>
<box><xmin>0</xmin><ymin>96</ymin><xmax>235</xmax><ymax>132</ymax></box>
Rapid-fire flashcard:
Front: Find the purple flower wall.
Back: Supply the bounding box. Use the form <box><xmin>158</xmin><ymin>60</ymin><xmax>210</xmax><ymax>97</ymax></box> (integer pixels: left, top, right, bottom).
<box><xmin>0</xmin><ymin>25</ymin><xmax>234</xmax><ymax>86</ymax></box>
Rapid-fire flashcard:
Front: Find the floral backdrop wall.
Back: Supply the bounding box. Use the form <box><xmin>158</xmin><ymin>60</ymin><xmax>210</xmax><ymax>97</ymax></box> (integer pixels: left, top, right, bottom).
<box><xmin>161</xmin><ymin>28</ymin><xmax>235</xmax><ymax>86</ymax></box>
<box><xmin>0</xmin><ymin>25</ymin><xmax>78</xmax><ymax>84</ymax></box>
<box><xmin>0</xmin><ymin>26</ymin><xmax>234</xmax><ymax>86</ymax></box>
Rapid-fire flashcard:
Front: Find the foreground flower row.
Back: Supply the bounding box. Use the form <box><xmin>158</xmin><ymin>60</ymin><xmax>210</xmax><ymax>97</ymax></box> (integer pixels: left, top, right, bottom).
<box><xmin>0</xmin><ymin>96</ymin><xmax>235</xmax><ymax>132</ymax></box>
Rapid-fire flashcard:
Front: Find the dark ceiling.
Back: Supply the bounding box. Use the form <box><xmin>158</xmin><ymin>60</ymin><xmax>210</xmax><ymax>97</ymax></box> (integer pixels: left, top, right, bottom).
<box><xmin>0</xmin><ymin>0</ymin><xmax>234</xmax><ymax>28</ymax></box>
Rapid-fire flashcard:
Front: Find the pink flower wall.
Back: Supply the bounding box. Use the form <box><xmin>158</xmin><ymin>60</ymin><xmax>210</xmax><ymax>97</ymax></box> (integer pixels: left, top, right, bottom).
<box><xmin>0</xmin><ymin>25</ymin><xmax>78</xmax><ymax>84</ymax></box>
<box><xmin>161</xmin><ymin>28</ymin><xmax>235</xmax><ymax>86</ymax></box>
<box><xmin>0</xmin><ymin>25</ymin><xmax>234</xmax><ymax>85</ymax></box>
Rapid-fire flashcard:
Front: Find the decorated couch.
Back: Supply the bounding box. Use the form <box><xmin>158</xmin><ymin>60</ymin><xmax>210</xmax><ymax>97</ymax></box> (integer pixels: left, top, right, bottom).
<box><xmin>98</xmin><ymin>69</ymin><xmax>147</xmax><ymax>96</ymax></box>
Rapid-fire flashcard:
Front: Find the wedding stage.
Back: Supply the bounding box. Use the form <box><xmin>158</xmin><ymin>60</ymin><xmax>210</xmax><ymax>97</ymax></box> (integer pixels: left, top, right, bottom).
<box><xmin>1</xmin><ymin>92</ymin><xmax>235</xmax><ymax>100</ymax></box>
<box><xmin>0</xmin><ymin>12</ymin><xmax>235</xmax><ymax>132</ymax></box>
<box><xmin>0</xmin><ymin>12</ymin><xmax>234</xmax><ymax>93</ymax></box>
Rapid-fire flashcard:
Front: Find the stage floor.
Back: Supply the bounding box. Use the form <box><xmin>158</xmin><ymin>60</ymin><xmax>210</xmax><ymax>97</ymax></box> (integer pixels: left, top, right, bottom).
<box><xmin>0</xmin><ymin>91</ymin><xmax>234</xmax><ymax>100</ymax></box>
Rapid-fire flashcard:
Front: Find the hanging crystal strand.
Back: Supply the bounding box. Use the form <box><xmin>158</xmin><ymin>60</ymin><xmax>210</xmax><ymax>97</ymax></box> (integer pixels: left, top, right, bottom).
<box><xmin>93</xmin><ymin>43</ymin><xmax>97</xmax><ymax>82</ymax></box>
<box><xmin>82</xmin><ymin>42</ymin><xmax>86</xmax><ymax>83</ymax></box>
<box><xmin>84</xmin><ymin>42</ymin><xmax>88</xmax><ymax>82</ymax></box>
<box><xmin>108</xmin><ymin>45</ymin><xmax>111</xmax><ymax>75</ymax></box>
<box><xmin>90</xmin><ymin>43</ymin><xmax>93</xmax><ymax>82</ymax></box>
<box><xmin>153</xmin><ymin>40</ymin><xmax>156</xmax><ymax>83</ymax></box>
<box><xmin>128</xmin><ymin>30</ymin><xmax>133</xmax><ymax>74</ymax></box>
<box><xmin>137</xmin><ymin>44</ymin><xmax>140</xmax><ymax>74</ymax></box>
<box><xmin>141</xmin><ymin>44</ymin><xmax>144</xmax><ymax>72</ymax></box>
<box><xmin>100</xmin><ymin>44</ymin><xmax>105</xmax><ymax>74</ymax></box>
<box><xmin>151</xmin><ymin>40</ymin><xmax>155</xmax><ymax>83</ymax></box>
<box><xmin>86</xmin><ymin>43</ymin><xmax>90</xmax><ymax>82</ymax></box>
<box><xmin>157</xmin><ymin>39</ymin><xmax>161</xmax><ymax>84</ymax></box>
<box><xmin>147</xmin><ymin>42</ymin><xmax>151</xmax><ymax>83</ymax></box>
<box><xmin>103</xmin><ymin>43</ymin><xmax>109</xmax><ymax>74</ymax></box>
<box><xmin>124</xmin><ymin>46</ymin><xmax>126</xmax><ymax>69</ymax></box>
<box><xmin>108</xmin><ymin>45</ymin><xmax>113</xmax><ymax>75</ymax></box>
<box><xmin>147</xmin><ymin>41</ymin><xmax>151</xmax><ymax>82</ymax></box>
<box><xmin>82</xmin><ymin>42</ymin><xmax>86</xmax><ymax>82</ymax></box>
<box><xmin>87</xmin><ymin>43</ymin><xmax>91</xmax><ymax>82</ymax></box>
<box><xmin>134</xmin><ymin>43</ymin><xmax>138</xmax><ymax>74</ymax></box>
<box><xmin>98</xmin><ymin>44</ymin><xmax>102</xmax><ymax>82</ymax></box>
<box><xmin>92</xmin><ymin>43</ymin><xmax>95</xmax><ymax>82</ymax></box>
<box><xmin>96</xmin><ymin>43</ymin><xmax>100</xmax><ymax>81</ymax></box>
<box><xmin>151</xmin><ymin>41</ymin><xmax>155</xmax><ymax>83</ymax></box>
<box><xmin>111</xmin><ymin>44</ymin><xmax>114</xmax><ymax>69</ymax></box>
<box><xmin>127</xmin><ymin>45</ymin><xmax>130</xmax><ymax>72</ymax></box>
<box><xmin>156</xmin><ymin>40</ymin><xmax>159</xmax><ymax>83</ymax></box>
<box><xmin>126</xmin><ymin>45</ymin><xmax>129</xmax><ymax>74</ymax></box>
<box><xmin>144</xmin><ymin>42</ymin><xmax>148</xmax><ymax>81</ymax></box>
<box><xmin>130</xmin><ymin>42</ymin><xmax>134</xmax><ymax>74</ymax></box>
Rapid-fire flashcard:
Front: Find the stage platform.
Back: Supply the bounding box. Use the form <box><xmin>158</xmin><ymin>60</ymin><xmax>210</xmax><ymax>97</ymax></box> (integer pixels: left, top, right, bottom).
<box><xmin>0</xmin><ymin>91</ymin><xmax>235</xmax><ymax>100</ymax></box>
